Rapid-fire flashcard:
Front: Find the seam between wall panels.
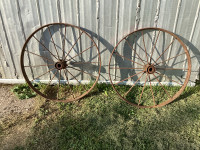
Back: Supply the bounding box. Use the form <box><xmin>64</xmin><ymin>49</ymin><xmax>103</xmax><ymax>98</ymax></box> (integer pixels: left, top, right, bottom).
<box><xmin>16</xmin><ymin>0</ymin><xmax>34</xmax><ymax>79</ymax></box>
<box><xmin>0</xmin><ymin>42</ymin><xmax>6</xmax><ymax>78</ymax></box>
<box><xmin>114</xmin><ymin>0</ymin><xmax>120</xmax><ymax>80</ymax></box>
<box><xmin>96</xmin><ymin>0</ymin><xmax>100</xmax><ymax>79</ymax></box>
<box><xmin>0</xmin><ymin>58</ymin><xmax>5</xmax><ymax>78</ymax></box>
<box><xmin>185</xmin><ymin>1</ymin><xmax>200</xmax><ymax>80</ymax></box>
<box><xmin>36</xmin><ymin>0</ymin><xmax>42</xmax><ymax>26</ymax></box>
<box><xmin>16</xmin><ymin>0</ymin><xmax>26</xmax><ymax>41</ymax></box>
<box><xmin>166</xmin><ymin>0</ymin><xmax>182</xmax><ymax>63</ymax></box>
<box><xmin>36</xmin><ymin>0</ymin><xmax>53</xmax><ymax>80</ymax></box>
<box><xmin>189</xmin><ymin>1</ymin><xmax>200</xmax><ymax>42</ymax></box>
<box><xmin>150</xmin><ymin>0</ymin><xmax>161</xmax><ymax>60</ymax></box>
<box><xmin>57</xmin><ymin>0</ymin><xmax>62</xmax><ymax>23</ymax></box>
<box><xmin>0</xmin><ymin>8</ymin><xmax>17</xmax><ymax>79</ymax></box>
<box><xmin>172</xmin><ymin>0</ymin><xmax>182</xmax><ymax>34</ymax></box>
<box><xmin>76</xmin><ymin>0</ymin><xmax>80</xmax><ymax>27</ymax></box>
<box><xmin>134</xmin><ymin>0</ymin><xmax>141</xmax><ymax>30</ymax></box>
<box><xmin>154</xmin><ymin>0</ymin><xmax>161</xmax><ymax>28</ymax></box>
<box><xmin>76</xmin><ymin>0</ymin><xmax>83</xmax><ymax>80</ymax></box>
<box><xmin>56</xmin><ymin>0</ymin><xmax>63</xmax><ymax>57</ymax></box>
<box><xmin>0</xmin><ymin>27</ymin><xmax>11</xmax><ymax>78</ymax></box>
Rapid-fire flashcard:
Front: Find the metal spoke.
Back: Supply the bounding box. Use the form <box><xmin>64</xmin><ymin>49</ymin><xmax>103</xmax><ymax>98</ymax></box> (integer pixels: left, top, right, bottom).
<box><xmin>141</xmin><ymin>31</ymin><xmax>149</xmax><ymax>63</ymax></box>
<box><xmin>154</xmin><ymin>38</ymin><xmax>176</xmax><ymax>64</ymax></box>
<box><xmin>24</xmin><ymin>64</ymin><xmax>54</xmax><ymax>67</ymax></box>
<box><xmin>47</xmin><ymin>26</ymin><xmax>60</xmax><ymax>58</ymax></box>
<box><xmin>66</xmin><ymin>68</ymin><xmax>88</xmax><ymax>95</ymax></box>
<box><xmin>64</xmin><ymin>69</ymin><xmax>75</xmax><ymax>99</ymax></box>
<box><xmin>124</xmin><ymin>72</ymin><xmax>144</xmax><ymax>97</ymax></box>
<box><xmin>21</xmin><ymin>23</ymin><xmax>101</xmax><ymax>102</ymax></box>
<box><xmin>33</xmin><ymin>35</ymin><xmax>58</xmax><ymax>60</ymax></box>
<box><xmin>138</xmin><ymin>74</ymin><xmax>148</xmax><ymax>105</ymax></box>
<box><xmin>148</xmin><ymin>74</ymin><xmax>156</xmax><ymax>106</ymax></box>
<box><xmin>31</xmin><ymin>67</ymin><xmax>56</xmax><ymax>82</ymax></box>
<box><xmin>114</xmin><ymin>71</ymin><xmax>144</xmax><ymax>85</ymax></box>
<box><xmin>155</xmin><ymin>71</ymin><xmax>183</xmax><ymax>86</ymax></box>
<box><xmin>155</xmin><ymin>52</ymin><xmax>186</xmax><ymax>66</ymax></box>
<box><xmin>135</xmin><ymin>42</ymin><xmax>157</xmax><ymax>64</ymax></box>
<box><xmin>125</xmin><ymin>39</ymin><xmax>146</xmax><ymax>64</ymax></box>
<box><xmin>107</xmin><ymin>27</ymin><xmax>191</xmax><ymax>108</ymax></box>
<box><xmin>152</xmin><ymin>73</ymin><xmax>171</xmax><ymax>98</ymax></box>
<box><xmin>114</xmin><ymin>52</ymin><xmax>144</xmax><ymax>67</ymax></box>
<box><xmin>44</xmin><ymin>69</ymin><xmax>58</xmax><ymax>92</ymax></box>
<box><xmin>67</xmin><ymin>45</ymin><xmax>95</xmax><ymax>62</ymax></box>
<box><xmin>155</xmin><ymin>67</ymin><xmax>188</xmax><ymax>70</ymax></box>
<box><xmin>70</xmin><ymin>61</ymin><xmax>99</xmax><ymax>65</ymax></box>
<box><xmin>65</xmin><ymin>31</ymin><xmax>84</xmax><ymax>60</ymax></box>
<box><xmin>135</xmin><ymin>57</ymin><xmax>149</xmax><ymax>64</ymax></box>
<box><xmin>110</xmin><ymin>67</ymin><xmax>143</xmax><ymax>70</ymax></box>
<box><xmin>25</xmin><ymin>50</ymin><xmax>55</xmax><ymax>63</ymax></box>
<box><xmin>150</xmin><ymin>30</ymin><xmax>160</xmax><ymax>64</ymax></box>
<box><xmin>68</xmin><ymin>66</ymin><xmax>97</xmax><ymax>78</ymax></box>
<box><xmin>135</xmin><ymin>43</ymin><xmax>155</xmax><ymax>63</ymax></box>
<box><xmin>65</xmin><ymin>69</ymin><xmax>81</xmax><ymax>84</ymax></box>
<box><xmin>63</xmin><ymin>69</ymin><xmax>69</xmax><ymax>85</ymax></box>
<box><xmin>57</xmin><ymin>69</ymin><xmax>61</xmax><ymax>99</ymax></box>
<box><xmin>66</xmin><ymin>53</ymin><xmax>77</xmax><ymax>62</ymax></box>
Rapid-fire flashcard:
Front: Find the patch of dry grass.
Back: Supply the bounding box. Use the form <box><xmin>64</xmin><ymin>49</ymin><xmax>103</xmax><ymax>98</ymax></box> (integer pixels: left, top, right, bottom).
<box><xmin>0</xmin><ymin>84</ymin><xmax>200</xmax><ymax>150</ymax></box>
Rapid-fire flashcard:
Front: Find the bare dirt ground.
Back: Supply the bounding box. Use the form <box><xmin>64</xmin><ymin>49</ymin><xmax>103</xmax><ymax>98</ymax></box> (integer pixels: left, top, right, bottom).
<box><xmin>0</xmin><ymin>84</ymin><xmax>36</xmax><ymax>149</ymax></box>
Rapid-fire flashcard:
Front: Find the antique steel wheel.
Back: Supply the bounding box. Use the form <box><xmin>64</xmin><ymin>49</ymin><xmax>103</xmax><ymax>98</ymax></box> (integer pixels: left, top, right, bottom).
<box><xmin>21</xmin><ymin>23</ymin><xmax>101</xmax><ymax>102</ymax></box>
<box><xmin>109</xmin><ymin>28</ymin><xmax>191</xmax><ymax>108</ymax></box>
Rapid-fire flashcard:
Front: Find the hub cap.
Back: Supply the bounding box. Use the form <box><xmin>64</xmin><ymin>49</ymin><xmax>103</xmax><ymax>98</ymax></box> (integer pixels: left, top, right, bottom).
<box><xmin>144</xmin><ymin>64</ymin><xmax>156</xmax><ymax>74</ymax></box>
<box><xmin>55</xmin><ymin>60</ymin><xmax>67</xmax><ymax>70</ymax></box>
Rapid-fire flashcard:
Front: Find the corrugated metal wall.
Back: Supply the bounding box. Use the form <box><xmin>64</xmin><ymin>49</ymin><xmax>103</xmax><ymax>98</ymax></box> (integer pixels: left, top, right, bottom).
<box><xmin>0</xmin><ymin>0</ymin><xmax>199</xmax><ymax>84</ymax></box>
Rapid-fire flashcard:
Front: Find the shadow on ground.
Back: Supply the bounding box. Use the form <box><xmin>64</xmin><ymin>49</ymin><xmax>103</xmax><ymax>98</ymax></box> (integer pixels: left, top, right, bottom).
<box><xmin>13</xmin><ymin>85</ymin><xmax>200</xmax><ymax>150</ymax></box>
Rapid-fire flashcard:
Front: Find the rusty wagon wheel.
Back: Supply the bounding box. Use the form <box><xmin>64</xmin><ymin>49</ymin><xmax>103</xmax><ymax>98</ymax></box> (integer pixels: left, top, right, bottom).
<box><xmin>21</xmin><ymin>23</ymin><xmax>101</xmax><ymax>102</ymax></box>
<box><xmin>109</xmin><ymin>28</ymin><xmax>191</xmax><ymax>108</ymax></box>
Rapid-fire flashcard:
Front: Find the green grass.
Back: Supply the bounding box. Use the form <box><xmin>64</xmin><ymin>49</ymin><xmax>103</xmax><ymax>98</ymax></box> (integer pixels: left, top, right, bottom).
<box><xmin>11</xmin><ymin>84</ymin><xmax>37</xmax><ymax>99</ymax></box>
<box><xmin>8</xmin><ymin>84</ymin><xmax>200</xmax><ymax>149</ymax></box>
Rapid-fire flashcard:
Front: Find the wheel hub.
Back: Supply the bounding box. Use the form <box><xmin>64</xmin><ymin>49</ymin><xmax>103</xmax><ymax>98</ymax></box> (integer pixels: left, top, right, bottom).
<box><xmin>55</xmin><ymin>60</ymin><xmax>67</xmax><ymax>70</ymax></box>
<box><xmin>143</xmin><ymin>64</ymin><xmax>156</xmax><ymax>74</ymax></box>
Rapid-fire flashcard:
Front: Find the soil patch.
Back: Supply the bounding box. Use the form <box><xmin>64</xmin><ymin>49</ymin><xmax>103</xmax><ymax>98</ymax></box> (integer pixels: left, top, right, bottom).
<box><xmin>0</xmin><ymin>84</ymin><xmax>36</xmax><ymax>149</ymax></box>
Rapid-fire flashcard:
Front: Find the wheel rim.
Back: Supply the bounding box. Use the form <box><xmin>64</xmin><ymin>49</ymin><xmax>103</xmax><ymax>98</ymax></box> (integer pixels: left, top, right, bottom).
<box><xmin>21</xmin><ymin>23</ymin><xmax>101</xmax><ymax>102</ymax></box>
<box><xmin>109</xmin><ymin>28</ymin><xmax>191</xmax><ymax>108</ymax></box>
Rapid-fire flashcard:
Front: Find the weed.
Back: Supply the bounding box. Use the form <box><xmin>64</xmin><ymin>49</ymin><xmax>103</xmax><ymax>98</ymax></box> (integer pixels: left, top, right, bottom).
<box><xmin>38</xmin><ymin>107</ymin><xmax>49</xmax><ymax>116</ymax></box>
<box><xmin>11</xmin><ymin>84</ymin><xmax>37</xmax><ymax>100</ymax></box>
<box><xmin>0</xmin><ymin>124</ymin><xmax>3</xmax><ymax>135</ymax></box>
<box><xmin>13</xmin><ymin>146</ymin><xmax>25</xmax><ymax>150</ymax></box>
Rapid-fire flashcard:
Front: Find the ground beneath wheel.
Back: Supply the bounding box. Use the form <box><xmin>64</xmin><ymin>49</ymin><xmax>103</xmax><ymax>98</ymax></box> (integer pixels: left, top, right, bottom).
<box><xmin>0</xmin><ymin>84</ymin><xmax>199</xmax><ymax>149</ymax></box>
<box><xmin>0</xmin><ymin>84</ymin><xmax>36</xmax><ymax>149</ymax></box>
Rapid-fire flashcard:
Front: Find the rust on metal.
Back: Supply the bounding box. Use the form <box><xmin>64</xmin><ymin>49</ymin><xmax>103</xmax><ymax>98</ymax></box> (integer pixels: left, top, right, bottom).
<box><xmin>143</xmin><ymin>64</ymin><xmax>156</xmax><ymax>74</ymax></box>
<box><xmin>108</xmin><ymin>27</ymin><xmax>191</xmax><ymax>108</ymax></box>
<box><xmin>20</xmin><ymin>23</ymin><xmax>101</xmax><ymax>102</ymax></box>
<box><xmin>55</xmin><ymin>60</ymin><xmax>67</xmax><ymax>70</ymax></box>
